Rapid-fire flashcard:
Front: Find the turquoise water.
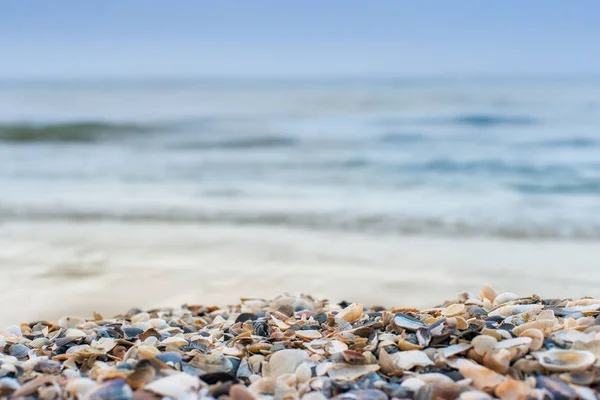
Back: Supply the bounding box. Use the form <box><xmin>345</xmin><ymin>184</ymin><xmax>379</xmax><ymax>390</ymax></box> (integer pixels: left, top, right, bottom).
<box><xmin>1</xmin><ymin>78</ymin><xmax>600</xmax><ymax>239</ymax></box>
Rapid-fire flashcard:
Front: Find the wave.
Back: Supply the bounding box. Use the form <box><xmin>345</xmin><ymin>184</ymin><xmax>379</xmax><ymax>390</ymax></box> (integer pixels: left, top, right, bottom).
<box><xmin>0</xmin><ymin>121</ymin><xmax>155</xmax><ymax>143</ymax></box>
<box><xmin>452</xmin><ymin>114</ymin><xmax>537</xmax><ymax>127</ymax></box>
<box><xmin>539</xmin><ymin>137</ymin><xmax>600</xmax><ymax>148</ymax></box>
<box><xmin>379</xmin><ymin>133</ymin><xmax>425</xmax><ymax>143</ymax></box>
<box><xmin>409</xmin><ymin>159</ymin><xmax>575</xmax><ymax>176</ymax></box>
<box><xmin>2</xmin><ymin>207</ymin><xmax>600</xmax><ymax>240</ymax></box>
<box><xmin>171</xmin><ymin>136</ymin><xmax>298</xmax><ymax>150</ymax></box>
<box><xmin>513</xmin><ymin>181</ymin><xmax>600</xmax><ymax>194</ymax></box>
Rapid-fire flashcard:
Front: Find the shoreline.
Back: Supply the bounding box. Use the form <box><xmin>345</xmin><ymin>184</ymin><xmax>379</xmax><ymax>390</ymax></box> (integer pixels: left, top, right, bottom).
<box><xmin>2</xmin><ymin>220</ymin><xmax>600</xmax><ymax>326</ymax></box>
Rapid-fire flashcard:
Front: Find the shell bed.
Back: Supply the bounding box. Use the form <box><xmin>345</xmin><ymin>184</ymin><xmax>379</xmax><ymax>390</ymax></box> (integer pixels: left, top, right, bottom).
<box><xmin>1</xmin><ymin>285</ymin><xmax>599</xmax><ymax>400</ymax></box>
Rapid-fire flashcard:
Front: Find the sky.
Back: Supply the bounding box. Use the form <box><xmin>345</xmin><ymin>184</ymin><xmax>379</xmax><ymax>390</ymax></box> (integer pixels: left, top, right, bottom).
<box><xmin>1</xmin><ymin>1</ymin><xmax>599</xmax><ymax>78</ymax></box>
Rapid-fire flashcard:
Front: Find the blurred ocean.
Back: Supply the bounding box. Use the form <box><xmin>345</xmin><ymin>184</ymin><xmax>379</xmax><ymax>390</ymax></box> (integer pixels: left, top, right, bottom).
<box><xmin>2</xmin><ymin>78</ymin><xmax>600</xmax><ymax>240</ymax></box>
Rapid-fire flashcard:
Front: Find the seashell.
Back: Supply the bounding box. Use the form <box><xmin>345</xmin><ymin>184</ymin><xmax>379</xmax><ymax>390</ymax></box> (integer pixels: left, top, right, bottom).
<box><xmin>265</xmin><ymin>349</ymin><xmax>308</xmax><ymax>378</ymax></box>
<box><xmin>393</xmin><ymin>313</ymin><xmax>426</xmax><ymax>331</ymax></box>
<box><xmin>58</xmin><ymin>316</ymin><xmax>85</xmax><ymax>329</ymax></box>
<box><xmin>65</xmin><ymin>377</ymin><xmax>97</xmax><ymax>397</ymax></box>
<box><xmin>472</xmin><ymin>335</ymin><xmax>498</xmax><ymax>356</ymax></box>
<box><xmin>327</xmin><ymin>363</ymin><xmax>379</xmax><ymax>380</ymax></box>
<box><xmin>397</xmin><ymin>337</ymin><xmax>423</xmax><ymax>351</ymax></box>
<box><xmin>190</xmin><ymin>353</ymin><xmax>233</xmax><ymax>373</ymax></box>
<box><xmin>230</xmin><ymin>384</ymin><xmax>256</xmax><ymax>400</ymax></box>
<box><xmin>388</xmin><ymin>350</ymin><xmax>433</xmax><ymax>370</ymax></box>
<box><xmin>494</xmin><ymin>378</ymin><xmax>532</xmax><ymax>399</ymax></box>
<box><xmin>443</xmin><ymin>343</ymin><xmax>472</xmax><ymax>358</ymax></box>
<box><xmin>126</xmin><ymin>361</ymin><xmax>156</xmax><ymax>390</ymax></box>
<box><xmin>535</xmin><ymin>376</ymin><xmax>577</xmax><ymax>399</ymax></box>
<box><xmin>536</xmin><ymin>349</ymin><xmax>595</xmax><ymax>372</ymax></box>
<box><xmin>301</xmin><ymin>392</ymin><xmax>328</xmax><ymax>400</ymax></box>
<box><xmin>155</xmin><ymin>352</ymin><xmax>183</xmax><ymax>367</ymax></box>
<box><xmin>480</xmin><ymin>284</ymin><xmax>497</xmax><ymax>302</ymax></box>
<box><xmin>400</xmin><ymin>377</ymin><xmax>425</xmax><ymax>392</ymax></box>
<box><xmin>296</xmin><ymin>330</ymin><xmax>322</xmax><ymax>340</ymax></box>
<box><xmin>495</xmin><ymin>337</ymin><xmax>532</xmax><ymax>350</ymax></box>
<box><xmin>8</xmin><ymin>343</ymin><xmax>30</xmax><ymax>358</ymax></box>
<box><xmin>519</xmin><ymin>328</ymin><xmax>544</xmax><ymax>351</ymax></box>
<box><xmin>378</xmin><ymin>347</ymin><xmax>396</xmax><ymax>374</ymax></box>
<box><xmin>65</xmin><ymin>328</ymin><xmax>87</xmax><ymax>338</ymax></box>
<box><xmin>493</xmin><ymin>292</ymin><xmax>520</xmax><ymax>306</ymax></box>
<box><xmin>137</xmin><ymin>345</ymin><xmax>160</xmax><ymax>359</ymax></box>
<box><xmin>562</xmin><ymin>304</ymin><xmax>600</xmax><ymax>314</ymax></box>
<box><xmin>295</xmin><ymin>363</ymin><xmax>312</xmax><ymax>383</ymax></box>
<box><xmin>454</xmin><ymin>358</ymin><xmax>506</xmax><ymax>392</ymax></box>
<box><xmin>416</xmin><ymin>373</ymin><xmax>454</xmax><ymax>385</ymax></box>
<box><xmin>552</xmin><ymin>329</ymin><xmax>596</xmax><ymax>343</ymax></box>
<box><xmin>85</xmin><ymin>379</ymin><xmax>132</xmax><ymax>400</ymax></box>
<box><xmin>249</xmin><ymin>377</ymin><xmax>276</xmax><ymax>394</ymax></box>
<box><xmin>342</xmin><ymin>349</ymin><xmax>366</xmax><ymax>364</ymax></box>
<box><xmin>458</xmin><ymin>392</ymin><xmax>493</xmax><ymax>400</ymax></box>
<box><xmin>480</xmin><ymin>328</ymin><xmax>504</xmax><ymax>341</ymax></box>
<box><xmin>441</xmin><ymin>303</ymin><xmax>465</xmax><ymax>317</ymax></box>
<box><xmin>488</xmin><ymin>304</ymin><xmax>543</xmax><ymax>318</ymax></box>
<box><xmin>337</xmin><ymin>303</ymin><xmax>363</xmax><ymax>323</ymax></box>
<box><xmin>148</xmin><ymin>318</ymin><xmax>168</xmax><ymax>329</ymax></box>
<box><xmin>512</xmin><ymin>319</ymin><xmax>553</xmax><ymax>336</ymax></box>
<box><xmin>326</xmin><ymin>340</ymin><xmax>348</xmax><ymax>354</ymax></box>
<box><xmin>0</xmin><ymin>377</ymin><xmax>21</xmax><ymax>393</ymax></box>
<box><xmin>29</xmin><ymin>337</ymin><xmax>51</xmax><ymax>349</ymax></box>
<box><xmin>145</xmin><ymin>373</ymin><xmax>200</xmax><ymax>398</ymax></box>
<box><xmin>160</xmin><ymin>336</ymin><xmax>188</xmax><ymax>347</ymax></box>
<box><xmin>455</xmin><ymin>316</ymin><xmax>469</xmax><ymax>330</ymax></box>
<box><xmin>483</xmin><ymin>349</ymin><xmax>512</xmax><ymax>374</ymax></box>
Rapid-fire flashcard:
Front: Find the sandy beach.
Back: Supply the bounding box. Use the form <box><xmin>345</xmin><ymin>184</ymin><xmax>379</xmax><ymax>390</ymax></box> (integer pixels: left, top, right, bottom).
<box><xmin>2</xmin><ymin>220</ymin><xmax>600</xmax><ymax>326</ymax></box>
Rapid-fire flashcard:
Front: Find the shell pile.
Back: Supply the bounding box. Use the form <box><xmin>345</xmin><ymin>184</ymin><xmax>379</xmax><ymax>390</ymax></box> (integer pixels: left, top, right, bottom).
<box><xmin>1</xmin><ymin>285</ymin><xmax>600</xmax><ymax>399</ymax></box>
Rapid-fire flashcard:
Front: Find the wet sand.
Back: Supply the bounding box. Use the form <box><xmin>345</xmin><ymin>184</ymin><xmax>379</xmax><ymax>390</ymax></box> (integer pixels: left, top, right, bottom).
<box><xmin>1</xmin><ymin>220</ymin><xmax>600</xmax><ymax>326</ymax></box>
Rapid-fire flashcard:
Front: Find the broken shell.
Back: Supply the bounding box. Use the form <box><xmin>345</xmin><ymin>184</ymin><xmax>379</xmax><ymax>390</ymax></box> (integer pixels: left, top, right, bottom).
<box><xmin>455</xmin><ymin>359</ymin><xmax>506</xmax><ymax>392</ymax></box>
<box><xmin>443</xmin><ymin>343</ymin><xmax>472</xmax><ymax>358</ymax></box>
<box><xmin>536</xmin><ymin>349</ymin><xmax>595</xmax><ymax>372</ymax></box>
<box><xmin>397</xmin><ymin>337</ymin><xmax>424</xmax><ymax>351</ymax></box>
<box><xmin>494</xmin><ymin>378</ymin><xmax>532</xmax><ymax>399</ymax></box>
<box><xmin>326</xmin><ymin>363</ymin><xmax>379</xmax><ymax>380</ymax></box>
<box><xmin>483</xmin><ymin>349</ymin><xmax>512</xmax><ymax>374</ymax></box>
<box><xmin>389</xmin><ymin>350</ymin><xmax>433</xmax><ymax>370</ymax></box>
<box><xmin>393</xmin><ymin>313</ymin><xmax>426</xmax><ymax>331</ymax></box>
<box><xmin>160</xmin><ymin>336</ymin><xmax>188</xmax><ymax>347</ymax></box>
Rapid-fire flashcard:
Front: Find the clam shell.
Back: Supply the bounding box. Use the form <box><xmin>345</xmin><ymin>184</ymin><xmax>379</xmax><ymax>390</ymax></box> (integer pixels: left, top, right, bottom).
<box><xmin>441</xmin><ymin>304</ymin><xmax>465</xmax><ymax>317</ymax></box>
<box><xmin>296</xmin><ymin>330</ymin><xmax>322</xmax><ymax>340</ymax></box>
<box><xmin>455</xmin><ymin>359</ymin><xmax>505</xmax><ymax>392</ymax></box>
<box><xmin>160</xmin><ymin>336</ymin><xmax>188</xmax><ymax>347</ymax></box>
<box><xmin>8</xmin><ymin>343</ymin><xmax>30</xmax><ymax>358</ymax></box>
<box><xmin>145</xmin><ymin>373</ymin><xmax>200</xmax><ymax>398</ymax></box>
<box><xmin>537</xmin><ymin>349</ymin><xmax>595</xmax><ymax>372</ymax></box>
<box><xmin>512</xmin><ymin>319</ymin><xmax>554</xmax><ymax>336</ymax></box>
<box><xmin>472</xmin><ymin>335</ymin><xmax>498</xmax><ymax>356</ymax></box>
<box><xmin>480</xmin><ymin>283</ymin><xmax>497</xmax><ymax>302</ymax></box>
<box><xmin>337</xmin><ymin>303</ymin><xmax>363</xmax><ymax>323</ymax></box>
<box><xmin>190</xmin><ymin>353</ymin><xmax>233</xmax><ymax>373</ymax></box>
<box><xmin>494</xmin><ymin>378</ymin><xmax>532</xmax><ymax>399</ymax></box>
<box><xmin>29</xmin><ymin>337</ymin><xmax>51</xmax><ymax>349</ymax></box>
<box><xmin>265</xmin><ymin>349</ymin><xmax>308</xmax><ymax>378</ymax></box>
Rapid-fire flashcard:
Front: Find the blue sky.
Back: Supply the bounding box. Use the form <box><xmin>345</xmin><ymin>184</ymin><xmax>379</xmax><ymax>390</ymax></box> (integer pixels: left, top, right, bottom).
<box><xmin>2</xmin><ymin>1</ymin><xmax>599</xmax><ymax>77</ymax></box>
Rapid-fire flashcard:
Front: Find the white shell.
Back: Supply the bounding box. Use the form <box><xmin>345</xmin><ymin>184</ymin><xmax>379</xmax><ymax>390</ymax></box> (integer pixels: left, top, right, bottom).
<box><xmin>536</xmin><ymin>349</ymin><xmax>595</xmax><ymax>372</ymax></box>
<box><xmin>145</xmin><ymin>373</ymin><xmax>200</xmax><ymax>399</ymax></box>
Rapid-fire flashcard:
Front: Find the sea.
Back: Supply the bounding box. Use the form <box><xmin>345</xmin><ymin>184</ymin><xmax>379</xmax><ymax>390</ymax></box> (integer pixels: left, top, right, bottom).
<box><xmin>1</xmin><ymin>77</ymin><xmax>600</xmax><ymax>240</ymax></box>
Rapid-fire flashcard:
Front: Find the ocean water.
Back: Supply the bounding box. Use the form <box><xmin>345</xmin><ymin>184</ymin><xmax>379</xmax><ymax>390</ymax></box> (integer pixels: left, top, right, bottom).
<box><xmin>1</xmin><ymin>78</ymin><xmax>600</xmax><ymax>240</ymax></box>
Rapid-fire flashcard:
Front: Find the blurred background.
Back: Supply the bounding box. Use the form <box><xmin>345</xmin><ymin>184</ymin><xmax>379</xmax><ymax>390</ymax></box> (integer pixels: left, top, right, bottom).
<box><xmin>1</xmin><ymin>1</ymin><xmax>600</xmax><ymax>324</ymax></box>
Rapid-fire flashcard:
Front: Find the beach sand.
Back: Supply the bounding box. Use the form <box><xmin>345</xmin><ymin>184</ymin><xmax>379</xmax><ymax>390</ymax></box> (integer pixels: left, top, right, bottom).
<box><xmin>1</xmin><ymin>220</ymin><xmax>599</xmax><ymax>327</ymax></box>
